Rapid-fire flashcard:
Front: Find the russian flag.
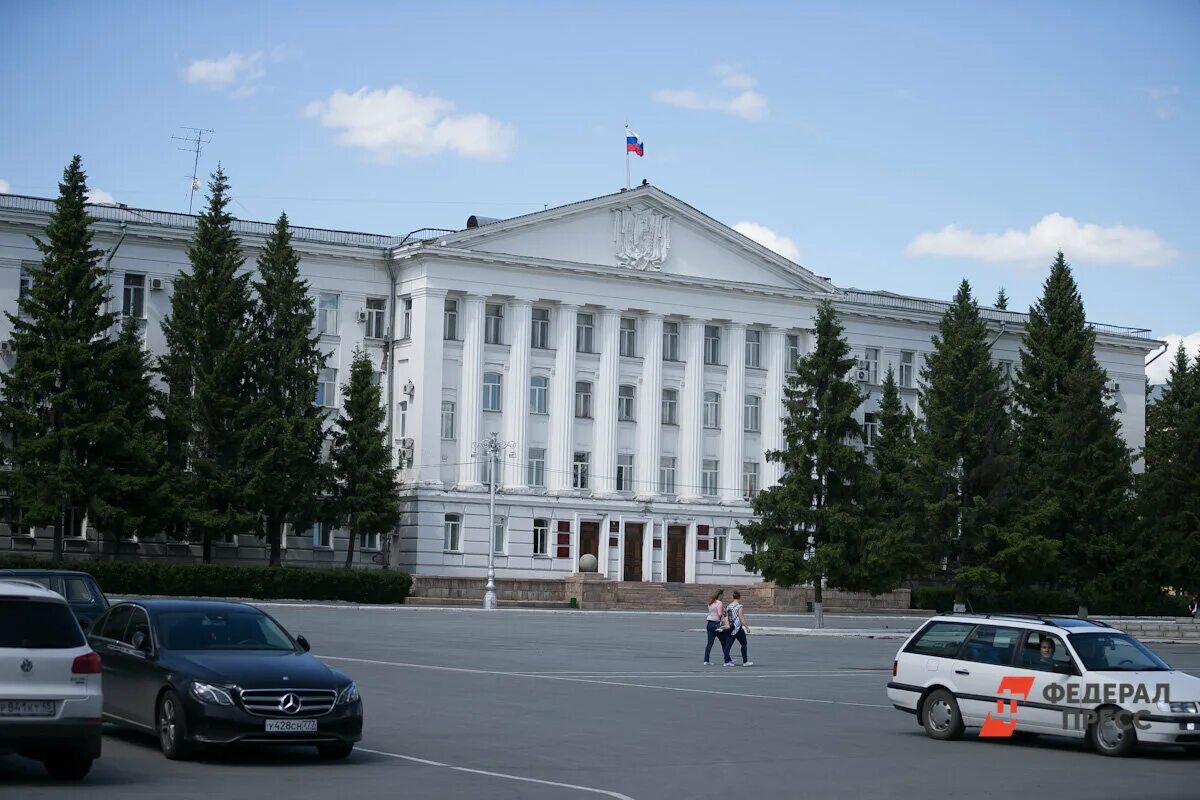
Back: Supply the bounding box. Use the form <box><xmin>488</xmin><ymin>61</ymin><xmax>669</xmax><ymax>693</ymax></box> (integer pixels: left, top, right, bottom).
<box><xmin>626</xmin><ymin>130</ymin><xmax>644</xmax><ymax>157</ymax></box>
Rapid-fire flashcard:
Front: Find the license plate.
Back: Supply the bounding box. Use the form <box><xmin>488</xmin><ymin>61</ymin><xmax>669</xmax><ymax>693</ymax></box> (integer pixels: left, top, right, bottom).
<box><xmin>0</xmin><ymin>700</ymin><xmax>56</xmax><ymax>717</ymax></box>
<box><xmin>265</xmin><ymin>718</ymin><xmax>317</xmax><ymax>733</ymax></box>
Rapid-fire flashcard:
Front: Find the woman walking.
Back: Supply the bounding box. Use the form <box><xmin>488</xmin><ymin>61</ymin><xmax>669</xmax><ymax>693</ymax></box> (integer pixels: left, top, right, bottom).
<box><xmin>722</xmin><ymin>590</ymin><xmax>753</xmax><ymax>666</ymax></box>
<box><xmin>704</xmin><ymin>589</ymin><xmax>733</xmax><ymax>665</ymax></box>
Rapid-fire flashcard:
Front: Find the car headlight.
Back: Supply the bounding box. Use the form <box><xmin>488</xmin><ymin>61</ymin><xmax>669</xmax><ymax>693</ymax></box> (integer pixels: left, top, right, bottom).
<box><xmin>336</xmin><ymin>682</ymin><xmax>359</xmax><ymax>705</ymax></box>
<box><xmin>190</xmin><ymin>681</ymin><xmax>235</xmax><ymax>707</ymax></box>
<box><xmin>1163</xmin><ymin>701</ymin><xmax>1198</xmax><ymax>714</ymax></box>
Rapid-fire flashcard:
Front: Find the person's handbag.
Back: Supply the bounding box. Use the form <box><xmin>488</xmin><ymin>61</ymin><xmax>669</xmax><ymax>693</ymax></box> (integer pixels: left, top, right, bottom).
<box><xmin>716</xmin><ymin>613</ymin><xmax>731</xmax><ymax>633</ymax></box>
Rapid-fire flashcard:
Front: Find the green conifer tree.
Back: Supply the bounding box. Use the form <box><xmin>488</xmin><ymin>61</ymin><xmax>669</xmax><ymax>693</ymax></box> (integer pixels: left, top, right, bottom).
<box><xmin>995</xmin><ymin>287</ymin><xmax>1009</xmax><ymax>310</ymax></box>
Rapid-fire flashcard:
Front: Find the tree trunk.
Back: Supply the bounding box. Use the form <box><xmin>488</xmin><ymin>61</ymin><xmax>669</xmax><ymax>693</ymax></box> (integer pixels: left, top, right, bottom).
<box><xmin>1077</xmin><ymin>604</ymin><xmax>1089</xmax><ymax>620</ymax></box>
<box><xmin>344</xmin><ymin>519</ymin><xmax>357</xmax><ymax>569</ymax></box>
<box><xmin>813</xmin><ymin>580</ymin><xmax>825</xmax><ymax>629</ymax></box>
<box><xmin>268</xmin><ymin>515</ymin><xmax>283</xmax><ymax>567</ymax></box>
<box><xmin>952</xmin><ymin>584</ymin><xmax>967</xmax><ymax>614</ymax></box>
<box><xmin>52</xmin><ymin>513</ymin><xmax>64</xmax><ymax>563</ymax></box>
<box><xmin>202</xmin><ymin>529</ymin><xmax>212</xmax><ymax>564</ymax></box>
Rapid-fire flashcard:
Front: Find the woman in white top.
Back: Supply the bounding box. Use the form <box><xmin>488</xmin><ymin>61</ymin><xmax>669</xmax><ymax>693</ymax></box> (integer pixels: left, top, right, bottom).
<box><xmin>704</xmin><ymin>589</ymin><xmax>733</xmax><ymax>665</ymax></box>
<box><xmin>722</xmin><ymin>591</ymin><xmax>753</xmax><ymax>666</ymax></box>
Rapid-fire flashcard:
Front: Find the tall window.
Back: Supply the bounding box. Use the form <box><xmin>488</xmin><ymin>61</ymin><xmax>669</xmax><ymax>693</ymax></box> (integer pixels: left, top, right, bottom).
<box><xmin>997</xmin><ymin>360</ymin><xmax>1014</xmax><ymax>385</ymax></box>
<box><xmin>745</xmin><ymin>329</ymin><xmax>762</xmax><ymax>368</ymax></box>
<box><xmin>492</xmin><ymin>515</ymin><xmax>507</xmax><ymax>555</ymax></box>
<box><xmin>899</xmin><ymin>351</ymin><xmax>915</xmax><ymax>388</ymax></box>
<box><xmin>485</xmin><ymin>303</ymin><xmax>504</xmax><ymax>344</ymax></box>
<box><xmin>704</xmin><ymin>325</ymin><xmax>721</xmax><ymax>365</ymax></box>
<box><xmin>443</xmin><ymin>513</ymin><xmax>462</xmax><ymax>552</ymax></box>
<box><xmin>658</xmin><ymin>456</ymin><xmax>677</xmax><ymax>494</ymax></box>
<box><xmin>400</xmin><ymin>296</ymin><xmax>413</xmax><ymax>339</ymax></box>
<box><xmin>576</xmin><ymin>313</ymin><xmax>594</xmax><ymax>353</ymax></box>
<box><xmin>122</xmin><ymin>273</ymin><xmax>145</xmax><ymax>319</ymax></box>
<box><xmin>531</xmin><ymin>307</ymin><xmax>550</xmax><ymax>348</ymax></box>
<box><xmin>702</xmin><ymin>459</ymin><xmax>719</xmax><ymax>497</ymax></box>
<box><xmin>444</xmin><ymin>298</ymin><xmax>459</xmax><ymax>340</ymax></box>
<box><xmin>713</xmin><ymin>528</ymin><xmax>729</xmax><ymax>562</ymax></box>
<box><xmin>317</xmin><ymin>293</ymin><xmax>339</xmax><ymax>335</ymax></box>
<box><xmin>704</xmin><ymin>391</ymin><xmax>721</xmax><ymax>428</ymax></box>
<box><xmin>311</xmin><ymin>522</ymin><xmax>331</xmax><ymax>548</ymax></box>
<box><xmin>862</xmin><ymin>347</ymin><xmax>880</xmax><ymax>384</ymax></box>
<box><xmin>533</xmin><ymin>518</ymin><xmax>549</xmax><ymax>556</ymax></box>
<box><xmin>618</xmin><ymin>385</ymin><xmax>636</xmax><ymax>421</ymax></box>
<box><xmin>317</xmin><ymin>368</ymin><xmax>337</xmax><ymax>408</ymax></box>
<box><xmin>399</xmin><ymin>400</ymin><xmax>408</xmax><ymax>437</ymax></box>
<box><xmin>365</xmin><ymin>297</ymin><xmax>387</xmax><ymax>339</ymax></box>
<box><xmin>528</xmin><ymin>448</ymin><xmax>546</xmax><ymax>487</ymax></box>
<box><xmin>786</xmin><ymin>334</ymin><xmax>801</xmax><ymax>370</ymax></box>
<box><xmin>619</xmin><ymin>317</ymin><xmax>637</xmax><ymax>357</ymax></box>
<box><xmin>617</xmin><ymin>454</ymin><xmax>635</xmax><ymax>492</ymax></box>
<box><xmin>572</xmin><ymin>452</ymin><xmax>590</xmax><ymax>489</ymax></box>
<box><xmin>19</xmin><ymin>266</ymin><xmax>33</xmax><ymax>301</ymax></box>
<box><xmin>662</xmin><ymin>321</ymin><xmax>680</xmax><ymax>361</ymax></box>
<box><xmin>441</xmin><ymin>401</ymin><xmax>456</xmax><ymax>440</ymax></box>
<box><xmin>743</xmin><ymin>395</ymin><xmax>761</xmax><ymax>432</ymax></box>
<box><xmin>483</xmin><ymin>372</ymin><xmax>502</xmax><ymax>412</ymax></box>
<box><xmin>743</xmin><ymin>462</ymin><xmax>760</xmax><ymax>500</ymax></box>
<box><xmin>863</xmin><ymin>412</ymin><xmax>878</xmax><ymax>447</ymax></box>
<box><xmin>529</xmin><ymin>375</ymin><xmax>549</xmax><ymax>414</ymax></box>
<box><xmin>661</xmin><ymin>388</ymin><xmax>678</xmax><ymax>425</ymax></box>
<box><xmin>575</xmin><ymin>381</ymin><xmax>593</xmax><ymax>418</ymax></box>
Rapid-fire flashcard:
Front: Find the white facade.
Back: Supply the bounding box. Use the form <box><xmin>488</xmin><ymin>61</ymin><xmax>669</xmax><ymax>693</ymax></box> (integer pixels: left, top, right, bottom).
<box><xmin>0</xmin><ymin>186</ymin><xmax>1158</xmax><ymax>582</ymax></box>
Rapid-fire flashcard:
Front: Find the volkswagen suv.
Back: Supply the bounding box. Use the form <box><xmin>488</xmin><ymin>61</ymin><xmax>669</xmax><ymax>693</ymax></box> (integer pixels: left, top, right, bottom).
<box><xmin>887</xmin><ymin>613</ymin><xmax>1200</xmax><ymax>756</ymax></box>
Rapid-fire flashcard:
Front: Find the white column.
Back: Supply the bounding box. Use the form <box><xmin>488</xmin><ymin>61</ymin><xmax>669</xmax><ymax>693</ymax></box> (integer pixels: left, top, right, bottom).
<box><xmin>547</xmin><ymin>304</ymin><xmax>578</xmax><ymax>493</ymax></box>
<box><xmin>642</xmin><ymin>516</ymin><xmax>654</xmax><ymax>582</ymax></box>
<box><xmin>592</xmin><ymin>308</ymin><xmax>621</xmax><ymax>496</ymax></box>
<box><xmin>502</xmin><ymin>299</ymin><xmax>532</xmax><ymax>490</ymax></box>
<box><xmin>721</xmin><ymin>323</ymin><xmax>747</xmax><ymax>504</ymax></box>
<box><xmin>685</xmin><ymin>521</ymin><xmax>697</xmax><ymax>583</ymax></box>
<box><xmin>763</xmin><ymin>326</ymin><xmax>787</xmax><ymax>489</ymax></box>
<box><xmin>457</xmin><ymin>294</ymin><xmax>485</xmax><ymax>487</ymax></box>
<box><xmin>412</xmin><ymin>288</ymin><xmax>447</xmax><ymax>487</ymax></box>
<box><xmin>599</xmin><ymin>515</ymin><xmax>611</xmax><ymax>578</ymax></box>
<box><xmin>634</xmin><ymin>314</ymin><xmax>664</xmax><ymax>500</ymax></box>
<box><xmin>678</xmin><ymin>318</ymin><xmax>705</xmax><ymax>501</ymax></box>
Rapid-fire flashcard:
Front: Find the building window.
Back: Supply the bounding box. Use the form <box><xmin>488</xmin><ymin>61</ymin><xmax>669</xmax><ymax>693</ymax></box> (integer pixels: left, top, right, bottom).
<box><xmin>864</xmin><ymin>412</ymin><xmax>878</xmax><ymax>448</ymax></box>
<box><xmin>485</xmin><ymin>303</ymin><xmax>504</xmax><ymax>344</ymax></box>
<box><xmin>531</xmin><ymin>307</ymin><xmax>550</xmax><ymax>349</ymax></box>
<box><xmin>400</xmin><ymin>296</ymin><xmax>412</xmax><ymax>339</ymax></box>
<box><xmin>493</xmin><ymin>515</ymin><xmax>507</xmax><ymax>555</ymax></box>
<box><xmin>786</xmin><ymin>334</ymin><xmax>801</xmax><ymax>370</ymax></box>
<box><xmin>528</xmin><ymin>448</ymin><xmax>546</xmax><ymax>487</ymax></box>
<box><xmin>572</xmin><ymin>452</ymin><xmax>590</xmax><ymax>489</ymax></box>
<box><xmin>712</xmin><ymin>528</ymin><xmax>729</xmax><ymax>561</ymax></box>
<box><xmin>444</xmin><ymin>298</ymin><xmax>459</xmax><ymax>340</ymax></box>
<box><xmin>744</xmin><ymin>395</ymin><xmax>761</xmax><ymax>432</ymax></box>
<box><xmin>575</xmin><ymin>381</ymin><xmax>593</xmax><ymax>418</ymax></box>
<box><xmin>311</xmin><ymin>522</ymin><xmax>331</xmax><ymax>549</ymax></box>
<box><xmin>616</xmin><ymin>453</ymin><xmax>634</xmax><ymax>492</ymax></box>
<box><xmin>743</xmin><ymin>462</ymin><xmax>760</xmax><ymax>500</ymax></box>
<box><xmin>662</xmin><ymin>321</ymin><xmax>680</xmax><ymax>361</ymax></box>
<box><xmin>441</xmin><ymin>401</ymin><xmax>455</xmax><ymax>440</ymax></box>
<box><xmin>576</xmin><ymin>313</ymin><xmax>594</xmax><ymax>353</ymax></box>
<box><xmin>317</xmin><ymin>368</ymin><xmax>337</xmax><ymax>408</ymax></box>
<box><xmin>661</xmin><ymin>388</ymin><xmax>678</xmax><ymax>425</ymax></box>
<box><xmin>620</xmin><ymin>317</ymin><xmax>638</xmax><ymax>357</ymax></box>
<box><xmin>704</xmin><ymin>325</ymin><xmax>721</xmax><ymax>365</ymax></box>
<box><xmin>658</xmin><ymin>456</ymin><xmax>677</xmax><ymax>495</ymax></box>
<box><xmin>318</xmin><ymin>293</ymin><xmax>339</xmax><ymax>335</ymax></box>
<box><xmin>618</xmin><ymin>385</ymin><xmax>636</xmax><ymax>421</ymax></box>
<box><xmin>365</xmin><ymin>297</ymin><xmax>387</xmax><ymax>340</ymax></box>
<box><xmin>19</xmin><ymin>266</ymin><xmax>33</xmax><ymax>301</ymax></box>
<box><xmin>483</xmin><ymin>372</ymin><xmax>502</xmax><ymax>412</ymax></box>
<box><xmin>443</xmin><ymin>513</ymin><xmax>462</xmax><ymax>552</ymax></box>
<box><xmin>533</xmin><ymin>518</ymin><xmax>549</xmax><ymax>556</ymax></box>
<box><xmin>399</xmin><ymin>400</ymin><xmax>408</xmax><ymax>437</ymax></box>
<box><xmin>702</xmin><ymin>459</ymin><xmax>719</xmax><ymax>497</ymax></box>
<box><xmin>997</xmin><ymin>360</ymin><xmax>1014</xmax><ymax>384</ymax></box>
<box><xmin>745</xmin><ymin>329</ymin><xmax>762</xmax><ymax>368</ymax></box>
<box><xmin>122</xmin><ymin>273</ymin><xmax>146</xmax><ymax>319</ymax></box>
<box><xmin>359</xmin><ymin>531</ymin><xmax>381</xmax><ymax>551</ymax></box>
<box><xmin>861</xmin><ymin>347</ymin><xmax>880</xmax><ymax>384</ymax></box>
<box><xmin>529</xmin><ymin>375</ymin><xmax>549</xmax><ymax>414</ymax></box>
<box><xmin>899</xmin><ymin>351</ymin><xmax>915</xmax><ymax>388</ymax></box>
<box><xmin>704</xmin><ymin>391</ymin><xmax>721</xmax><ymax>429</ymax></box>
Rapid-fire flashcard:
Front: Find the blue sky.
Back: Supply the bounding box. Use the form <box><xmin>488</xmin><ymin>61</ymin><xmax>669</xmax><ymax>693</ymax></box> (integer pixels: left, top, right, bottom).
<box><xmin>2</xmin><ymin>1</ymin><xmax>1196</xmax><ymax>379</ymax></box>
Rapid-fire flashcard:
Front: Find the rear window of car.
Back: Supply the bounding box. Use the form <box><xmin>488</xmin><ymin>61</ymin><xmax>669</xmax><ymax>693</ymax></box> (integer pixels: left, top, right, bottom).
<box><xmin>0</xmin><ymin>598</ymin><xmax>85</xmax><ymax>648</ymax></box>
<box><xmin>904</xmin><ymin>621</ymin><xmax>976</xmax><ymax>658</ymax></box>
<box><xmin>62</xmin><ymin>576</ymin><xmax>97</xmax><ymax>604</ymax></box>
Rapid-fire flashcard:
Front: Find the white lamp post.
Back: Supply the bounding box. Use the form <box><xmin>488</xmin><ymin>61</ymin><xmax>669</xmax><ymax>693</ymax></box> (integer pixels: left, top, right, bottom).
<box><xmin>474</xmin><ymin>433</ymin><xmax>514</xmax><ymax>610</ymax></box>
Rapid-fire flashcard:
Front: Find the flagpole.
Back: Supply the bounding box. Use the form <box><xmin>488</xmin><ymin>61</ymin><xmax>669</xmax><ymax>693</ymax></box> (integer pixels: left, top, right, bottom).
<box><xmin>625</xmin><ymin>124</ymin><xmax>631</xmax><ymax>190</ymax></box>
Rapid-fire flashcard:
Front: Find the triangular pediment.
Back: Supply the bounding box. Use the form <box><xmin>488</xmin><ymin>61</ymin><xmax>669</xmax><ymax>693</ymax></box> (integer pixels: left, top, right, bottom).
<box><xmin>429</xmin><ymin>186</ymin><xmax>835</xmax><ymax>294</ymax></box>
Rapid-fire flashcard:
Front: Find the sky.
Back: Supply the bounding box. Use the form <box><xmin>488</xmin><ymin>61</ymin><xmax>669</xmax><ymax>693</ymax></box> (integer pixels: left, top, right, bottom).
<box><xmin>2</xmin><ymin>1</ymin><xmax>1197</xmax><ymax>382</ymax></box>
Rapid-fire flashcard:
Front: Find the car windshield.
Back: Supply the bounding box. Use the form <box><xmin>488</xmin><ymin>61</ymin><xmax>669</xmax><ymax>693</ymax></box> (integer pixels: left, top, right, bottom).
<box><xmin>0</xmin><ymin>598</ymin><xmax>85</xmax><ymax>648</ymax></box>
<box><xmin>1069</xmin><ymin>632</ymin><xmax>1171</xmax><ymax>672</ymax></box>
<box><xmin>157</xmin><ymin>609</ymin><xmax>296</xmax><ymax>652</ymax></box>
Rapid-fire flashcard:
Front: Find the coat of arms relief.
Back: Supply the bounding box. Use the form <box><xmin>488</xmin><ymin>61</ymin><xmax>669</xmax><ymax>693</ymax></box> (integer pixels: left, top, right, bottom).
<box><xmin>612</xmin><ymin>207</ymin><xmax>671</xmax><ymax>271</ymax></box>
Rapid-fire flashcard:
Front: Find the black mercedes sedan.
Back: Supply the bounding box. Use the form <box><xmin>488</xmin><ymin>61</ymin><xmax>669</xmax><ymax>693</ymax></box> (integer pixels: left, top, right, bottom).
<box><xmin>87</xmin><ymin>599</ymin><xmax>362</xmax><ymax>760</ymax></box>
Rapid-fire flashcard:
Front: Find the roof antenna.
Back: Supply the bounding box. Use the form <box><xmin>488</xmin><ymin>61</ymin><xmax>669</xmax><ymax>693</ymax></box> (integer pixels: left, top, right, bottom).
<box><xmin>173</xmin><ymin>126</ymin><xmax>214</xmax><ymax>213</ymax></box>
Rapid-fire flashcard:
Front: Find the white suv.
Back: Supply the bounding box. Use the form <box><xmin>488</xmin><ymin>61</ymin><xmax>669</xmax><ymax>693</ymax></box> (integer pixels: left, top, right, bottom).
<box><xmin>0</xmin><ymin>579</ymin><xmax>103</xmax><ymax>779</ymax></box>
<box><xmin>888</xmin><ymin>613</ymin><xmax>1200</xmax><ymax>756</ymax></box>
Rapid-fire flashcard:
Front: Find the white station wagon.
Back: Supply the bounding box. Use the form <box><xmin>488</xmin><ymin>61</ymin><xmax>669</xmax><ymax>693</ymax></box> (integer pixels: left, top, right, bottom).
<box><xmin>887</xmin><ymin>613</ymin><xmax>1200</xmax><ymax>756</ymax></box>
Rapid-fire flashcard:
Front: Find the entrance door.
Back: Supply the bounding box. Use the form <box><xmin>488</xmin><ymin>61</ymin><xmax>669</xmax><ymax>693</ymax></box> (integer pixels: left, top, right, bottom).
<box><xmin>666</xmin><ymin>525</ymin><xmax>686</xmax><ymax>583</ymax></box>
<box><xmin>579</xmin><ymin>521</ymin><xmax>600</xmax><ymax>564</ymax></box>
<box><xmin>623</xmin><ymin>523</ymin><xmax>643</xmax><ymax>582</ymax></box>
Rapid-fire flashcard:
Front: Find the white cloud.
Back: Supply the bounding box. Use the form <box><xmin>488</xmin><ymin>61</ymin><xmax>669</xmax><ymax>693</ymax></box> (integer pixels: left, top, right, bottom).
<box><xmin>86</xmin><ymin>188</ymin><xmax>115</xmax><ymax>205</ymax></box>
<box><xmin>734</xmin><ymin>221</ymin><xmax>800</xmax><ymax>262</ymax></box>
<box><xmin>0</xmin><ymin>178</ymin><xmax>10</xmax><ymax>194</ymax></box>
<box><xmin>904</xmin><ymin>213</ymin><xmax>1177</xmax><ymax>269</ymax></box>
<box><xmin>1148</xmin><ymin>332</ymin><xmax>1200</xmax><ymax>384</ymax></box>
<box><xmin>305</xmin><ymin>86</ymin><xmax>516</xmax><ymax>161</ymax></box>
<box><xmin>654</xmin><ymin>64</ymin><xmax>767</xmax><ymax>121</ymax></box>
<box><xmin>185</xmin><ymin>51</ymin><xmax>265</xmax><ymax>88</ymax></box>
<box><xmin>1145</xmin><ymin>86</ymin><xmax>1180</xmax><ymax>121</ymax></box>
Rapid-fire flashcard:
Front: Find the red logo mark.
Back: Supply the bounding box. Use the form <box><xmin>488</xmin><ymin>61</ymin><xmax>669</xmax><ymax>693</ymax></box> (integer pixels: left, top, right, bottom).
<box><xmin>979</xmin><ymin>675</ymin><xmax>1036</xmax><ymax>738</ymax></box>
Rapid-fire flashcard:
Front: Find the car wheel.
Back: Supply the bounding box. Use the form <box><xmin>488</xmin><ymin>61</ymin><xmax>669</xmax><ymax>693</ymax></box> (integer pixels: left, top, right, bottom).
<box><xmin>43</xmin><ymin>753</ymin><xmax>93</xmax><ymax>780</ymax></box>
<box><xmin>921</xmin><ymin>688</ymin><xmax>965</xmax><ymax>741</ymax></box>
<box><xmin>1088</xmin><ymin>706</ymin><xmax>1137</xmax><ymax>757</ymax></box>
<box><xmin>157</xmin><ymin>690</ymin><xmax>191</xmax><ymax>760</ymax></box>
<box><xmin>317</xmin><ymin>741</ymin><xmax>355</xmax><ymax>759</ymax></box>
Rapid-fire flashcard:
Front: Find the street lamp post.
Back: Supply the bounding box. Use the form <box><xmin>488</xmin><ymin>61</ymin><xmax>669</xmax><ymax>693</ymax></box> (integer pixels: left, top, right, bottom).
<box><xmin>474</xmin><ymin>433</ymin><xmax>514</xmax><ymax>610</ymax></box>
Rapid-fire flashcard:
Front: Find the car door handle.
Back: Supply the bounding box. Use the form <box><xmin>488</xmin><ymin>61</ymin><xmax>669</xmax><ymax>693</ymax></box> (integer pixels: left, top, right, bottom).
<box><xmin>955</xmin><ymin>669</ymin><xmax>970</xmax><ymax>675</ymax></box>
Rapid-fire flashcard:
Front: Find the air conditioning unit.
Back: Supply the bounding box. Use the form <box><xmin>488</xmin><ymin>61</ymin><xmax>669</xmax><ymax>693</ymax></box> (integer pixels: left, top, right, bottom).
<box><xmin>356</xmin><ymin>310</ymin><xmax>369</xmax><ymax>323</ymax></box>
<box><xmin>400</xmin><ymin>437</ymin><xmax>415</xmax><ymax>450</ymax></box>
<box><xmin>0</xmin><ymin>340</ymin><xmax>14</xmax><ymax>354</ymax></box>
<box><xmin>149</xmin><ymin>277</ymin><xmax>164</xmax><ymax>291</ymax></box>
<box><xmin>856</xmin><ymin>369</ymin><xmax>870</xmax><ymax>382</ymax></box>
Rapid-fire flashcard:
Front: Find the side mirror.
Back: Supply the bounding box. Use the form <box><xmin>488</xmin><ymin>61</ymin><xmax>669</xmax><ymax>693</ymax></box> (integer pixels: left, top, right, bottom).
<box><xmin>296</xmin><ymin>635</ymin><xmax>311</xmax><ymax>652</ymax></box>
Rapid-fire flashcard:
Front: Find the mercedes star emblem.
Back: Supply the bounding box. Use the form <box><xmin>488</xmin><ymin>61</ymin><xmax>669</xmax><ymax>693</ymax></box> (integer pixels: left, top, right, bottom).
<box><xmin>20</xmin><ymin>658</ymin><xmax>33</xmax><ymax>673</ymax></box>
<box><xmin>279</xmin><ymin>693</ymin><xmax>302</xmax><ymax>715</ymax></box>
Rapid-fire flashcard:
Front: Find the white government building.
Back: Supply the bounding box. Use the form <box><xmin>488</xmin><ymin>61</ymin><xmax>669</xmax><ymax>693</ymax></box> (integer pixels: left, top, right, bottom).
<box><xmin>0</xmin><ymin>185</ymin><xmax>1158</xmax><ymax>583</ymax></box>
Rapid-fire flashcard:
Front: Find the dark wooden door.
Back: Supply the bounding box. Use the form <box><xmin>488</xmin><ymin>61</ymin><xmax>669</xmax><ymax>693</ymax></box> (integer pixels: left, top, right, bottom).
<box><xmin>624</xmin><ymin>523</ymin><xmax>643</xmax><ymax>581</ymax></box>
<box><xmin>579</xmin><ymin>521</ymin><xmax>599</xmax><ymax>561</ymax></box>
<box><xmin>666</xmin><ymin>526</ymin><xmax>686</xmax><ymax>583</ymax></box>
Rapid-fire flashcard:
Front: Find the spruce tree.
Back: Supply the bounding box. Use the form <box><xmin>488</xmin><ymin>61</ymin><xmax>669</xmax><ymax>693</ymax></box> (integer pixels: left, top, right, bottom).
<box><xmin>917</xmin><ymin>279</ymin><xmax>1016</xmax><ymax>609</ymax></box>
<box><xmin>330</xmin><ymin>349</ymin><xmax>401</xmax><ymax>568</ymax></box>
<box><xmin>0</xmin><ymin>156</ymin><xmax>118</xmax><ymax>561</ymax></box>
<box><xmin>995</xmin><ymin>287</ymin><xmax>1009</xmax><ymax>310</ymax></box>
<box><xmin>739</xmin><ymin>300</ymin><xmax>870</xmax><ymax>627</ymax></box>
<box><xmin>243</xmin><ymin>214</ymin><xmax>328</xmax><ymax>567</ymax></box>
